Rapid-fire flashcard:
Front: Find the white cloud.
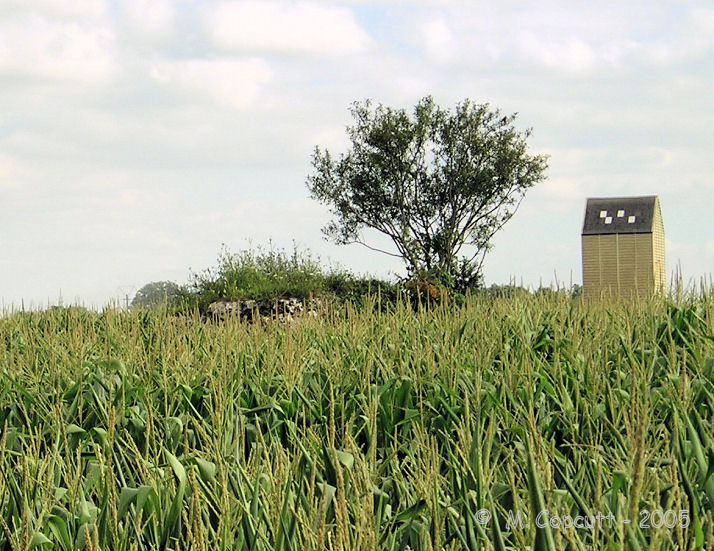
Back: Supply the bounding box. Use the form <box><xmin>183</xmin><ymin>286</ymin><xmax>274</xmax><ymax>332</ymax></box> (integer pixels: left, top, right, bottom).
<box><xmin>666</xmin><ymin>238</ymin><xmax>701</xmax><ymax>269</ymax></box>
<box><xmin>422</xmin><ymin>17</ymin><xmax>457</xmax><ymax>63</ymax></box>
<box><xmin>434</xmin><ymin>3</ymin><xmax>702</xmax><ymax>73</ymax></box>
<box><xmin>0</xmin><ymin>15</ymin><xmax>116</xmax><ymax>81</ymax></box>
<box><xmin>305</xmin><ymin>125</ymin><xmax>350</xmax><ymax>157</ymax></box>
<box><xmin>206</xmin><ymin>1</ymin><xmax>371</xmax><ymax>55</ymax></box>
<box><xmin>120</xmin><ymin>0</ymin><xmax>175</xmax><ymax>36</ymax></box>
<box><xmin>537</xmin><ymin>177</ymin><xmax>582</xmax><ymax>203</ymax></box>
<box><xmin>3</xmin><ymin>129</ymin><xmax>81</xmax><ymax>159</ymax></box>
<box><xmin>0</xmin><ymin>154</ymin><xmax>25</xmax><ymax>179</ymax></box>
<box><xmin>2</xmin><ymin>0</ymin><xmax>714</xmax><ymax>307</ymax></box>
<box><xmin>150</xmin><ymin>58</ymin><xmax>273</xmax><ymax>109</ymax></box>
<box><xmin>518</xmin><ymin>32</ymin><xmax>597</xmax><ymax>72</ymax></box>
<box><xmin>0</xmin><ymin>0</ymin><xmax>108</xmax><ymax>18</ymax></box>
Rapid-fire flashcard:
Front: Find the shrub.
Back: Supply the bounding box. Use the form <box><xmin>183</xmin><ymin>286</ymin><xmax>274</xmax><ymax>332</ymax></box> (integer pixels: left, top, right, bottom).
<box><xmin>324</xmin><ymin>272</ymin><xmax>399</xmax><ymax>308</ymax></box>
<box><xmin>182</xmin><ymin>245</ymin><xmax>398</xmax><ymax>313</ymax></box>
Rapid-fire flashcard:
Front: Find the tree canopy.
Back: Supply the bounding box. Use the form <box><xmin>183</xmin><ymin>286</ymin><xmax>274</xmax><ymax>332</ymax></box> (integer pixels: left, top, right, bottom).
<box><xmin>306</xmin><ymin>96</ymin><xmax>548</xmax><ymax>290</ymax></box>
<box><xmin>131</xmin><ymin>281</ymin><xmax>182</xmax><ymax>308</ymax></box>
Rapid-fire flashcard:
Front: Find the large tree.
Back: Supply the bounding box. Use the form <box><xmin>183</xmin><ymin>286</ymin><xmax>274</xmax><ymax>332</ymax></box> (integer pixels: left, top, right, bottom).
<box><xmin>306</xmin><ymin>96</ymin><xmax>548</xmax><ymax>289</ymax></box>
<box><xmin>131</xmin><ymin>281</ymin><xmax>182</xmax><ymax>308</ymax></box>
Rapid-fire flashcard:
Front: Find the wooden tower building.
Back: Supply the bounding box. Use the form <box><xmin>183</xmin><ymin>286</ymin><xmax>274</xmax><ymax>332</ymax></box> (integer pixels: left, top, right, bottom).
<box><xmin>581</xmin><ymin>196</ymin><xmax>665</xmax><ymax>299</ymax></box>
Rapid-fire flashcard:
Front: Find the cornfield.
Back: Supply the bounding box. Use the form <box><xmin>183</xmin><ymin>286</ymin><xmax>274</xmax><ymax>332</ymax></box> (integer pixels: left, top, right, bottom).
<box><xmin>1</xmin><ymin>291</ymin><xmax>713</xmax><ymax>550</ymax></box>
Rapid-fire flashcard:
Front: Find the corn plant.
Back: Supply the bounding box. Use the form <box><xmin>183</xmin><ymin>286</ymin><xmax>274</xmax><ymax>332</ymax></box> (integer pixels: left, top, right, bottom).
<box><xmin>0</xmin><ymin>288</ymin><xmax>712</xmax><ymax>549</ymax></box>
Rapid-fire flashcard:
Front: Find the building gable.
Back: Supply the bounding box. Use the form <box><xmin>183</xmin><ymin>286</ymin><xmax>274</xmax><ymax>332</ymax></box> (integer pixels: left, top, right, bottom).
<box><xmin>582</xmin><ymin>196</ymin><xmax>657</xmax><ymax>235</ymax></box>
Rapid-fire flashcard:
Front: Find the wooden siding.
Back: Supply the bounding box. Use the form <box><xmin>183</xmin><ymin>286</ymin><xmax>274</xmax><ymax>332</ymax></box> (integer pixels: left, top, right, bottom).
<box><xmin>582</xmin><ymin>233</ymin><xmax>656</xmax><ymax>299</ymax></box>
<box><xmin>651</xmin><ymin>197</ymin><xmax>666</xmax><ymax>293</ymax></box>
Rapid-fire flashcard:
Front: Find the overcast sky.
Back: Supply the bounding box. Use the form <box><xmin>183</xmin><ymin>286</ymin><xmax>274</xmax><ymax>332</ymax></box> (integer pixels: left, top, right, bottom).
<box><xmin>2</xmin><ymin>0</ymin><xmax>713</xmax><ymax>308</ymax></box>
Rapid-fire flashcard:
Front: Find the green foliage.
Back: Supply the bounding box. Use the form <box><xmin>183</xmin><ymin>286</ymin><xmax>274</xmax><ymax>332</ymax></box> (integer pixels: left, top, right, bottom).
<box><xmin>1</xmin><ymin>291</ymin><xmax>713</xmax><ymax>549</ymax></box>
<box><xmin>131</xmin><ymin>280</ymin><xmax>184</xmax><ymax>309</ymax></box>
<box><xmin>181</xmin><ymin>244</ymin><xmax>397</xmax><ymax>313</ymax></box>
<box><xmin>307</xmin><ymin>95</ymin><xmax>549</xmax><ymax>290</ymax></box>
<box><xmin>480</xmin><ymin>283</ymin><xmax>532</xmax><ymax>300</ymax></box>
<box><xmin>323</xmin><ymin>271</ymin><xmax>400</xmax><ymax>309</ymax></box>
<box><xmin>188</xmin><ymin>245</ymin><xmax>325</xmax><ymax>305</ymax></box>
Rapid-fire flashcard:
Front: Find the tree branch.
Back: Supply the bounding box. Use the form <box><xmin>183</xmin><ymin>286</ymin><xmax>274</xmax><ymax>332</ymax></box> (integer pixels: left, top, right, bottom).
<box><xmin>344</xmin><ymin>238</ymin><xmax>404</xmax><ymax>258</ymax></box>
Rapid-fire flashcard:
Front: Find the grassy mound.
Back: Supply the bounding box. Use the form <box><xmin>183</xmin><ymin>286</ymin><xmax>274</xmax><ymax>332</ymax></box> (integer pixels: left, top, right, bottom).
<box><xmin>161</xmin><ymin>245</ymin><xmax>399</xmax><ymax>313</ymax></box>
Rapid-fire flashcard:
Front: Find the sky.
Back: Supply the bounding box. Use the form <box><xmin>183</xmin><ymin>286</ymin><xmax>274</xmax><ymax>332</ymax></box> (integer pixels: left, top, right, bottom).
<box><xmin>1</xmin><ymin>0</ymin><xmax>713</xmax><ymax>308</ymax></box>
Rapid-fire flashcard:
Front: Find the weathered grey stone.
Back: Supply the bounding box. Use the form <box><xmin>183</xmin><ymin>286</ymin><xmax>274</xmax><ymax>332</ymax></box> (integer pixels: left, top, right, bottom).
<box><xmin>204</xmin><ymin>297</ymin><xmax>324</xmax><ymax>324</ymax></box>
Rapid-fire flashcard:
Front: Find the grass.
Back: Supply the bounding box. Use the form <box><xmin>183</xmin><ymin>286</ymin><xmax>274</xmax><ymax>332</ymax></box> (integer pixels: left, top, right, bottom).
<box><xmin>1</xmin><ymin>290</ymin><xmax>713</xmax><ymax>549</ymax></box>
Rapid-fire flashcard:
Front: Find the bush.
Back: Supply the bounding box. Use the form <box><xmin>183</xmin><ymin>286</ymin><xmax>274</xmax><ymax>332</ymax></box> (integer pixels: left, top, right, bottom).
<box><xmin>184</xmin><ymin>245</ymin><xmax>320</xmax><ymax>310</ymax></box>
<box><xmin>324</xmin><ymin>272</ymin><xmax>400</xmax><ymax>309</ymax></box>
<box><xmin>404</xmin><ymin>277</ymin><xmax>444</xmax><ymax>302</ymax></box>
<box><xmin>182</xmin><ymin>245</ymin><xmax>398</xmax><ymax>313</ymax></box>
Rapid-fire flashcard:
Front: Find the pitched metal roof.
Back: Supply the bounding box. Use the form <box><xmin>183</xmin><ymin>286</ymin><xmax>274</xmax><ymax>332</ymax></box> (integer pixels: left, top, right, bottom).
<box><xmin>582</xmin><ymin>196</ymin><xmax>658</xmax><ymax>235</ymax></box>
